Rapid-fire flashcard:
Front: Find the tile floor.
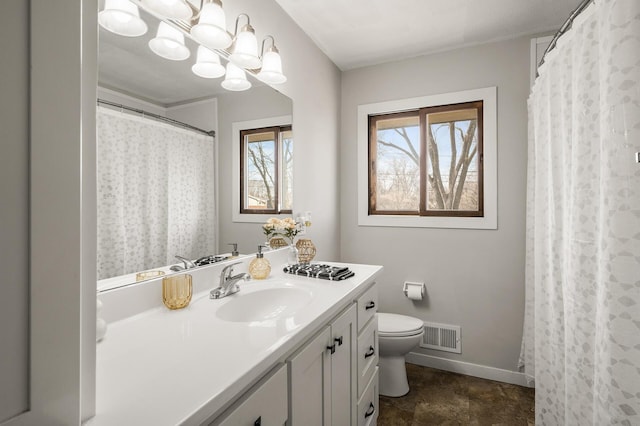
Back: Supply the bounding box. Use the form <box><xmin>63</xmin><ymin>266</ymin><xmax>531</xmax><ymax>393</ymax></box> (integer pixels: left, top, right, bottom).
<box><xmin>378</xmin><ymin>364</ymin><xmax>535</xmax><ymax>425</ymax></box>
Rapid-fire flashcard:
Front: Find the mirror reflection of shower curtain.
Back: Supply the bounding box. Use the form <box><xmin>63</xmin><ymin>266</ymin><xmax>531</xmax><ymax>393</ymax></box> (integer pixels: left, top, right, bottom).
<box><xmin>521</xmin><ymin>0</ymin><xmax>640</xmax><ymax>424</ymax></box>
<box><xmin>96</xmin><ymin>106</ymin><xmax>216</xmax><ymax>279</ymax></box>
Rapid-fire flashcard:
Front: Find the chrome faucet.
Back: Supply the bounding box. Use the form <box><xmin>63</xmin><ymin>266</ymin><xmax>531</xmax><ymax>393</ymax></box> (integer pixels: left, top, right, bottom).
<box><xmin>210</xmin><ymin>262</ymin><xmax>251</xmax><ymax>299</ymax></box>
<box><xmin>171</xmin><ymin>255</ymin><xmax>196</xmax><ymax>272</ymax></box>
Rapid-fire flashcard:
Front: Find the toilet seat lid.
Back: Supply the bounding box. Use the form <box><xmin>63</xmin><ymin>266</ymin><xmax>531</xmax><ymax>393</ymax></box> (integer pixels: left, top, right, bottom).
<box><xmin>377</xmin><ymin>313</ymin><xmax>423</xmax><ymax>335</ymax></box>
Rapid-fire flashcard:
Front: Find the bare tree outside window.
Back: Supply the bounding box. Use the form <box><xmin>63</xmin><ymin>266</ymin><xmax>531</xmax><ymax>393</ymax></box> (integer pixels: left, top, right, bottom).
<box><xmin>240</xmin><ymin>126</ymin><xmax>293</xmax><ymax>214</ymax></box>
<box><xmin>373</xmin><ymin>113</ymin><xmax>420</xmax><ymax>211</ymax></box>
<box><xmin>369</xmin><ymin>101</ymin><xmax>483</xmax><ymax>217</ymax></box>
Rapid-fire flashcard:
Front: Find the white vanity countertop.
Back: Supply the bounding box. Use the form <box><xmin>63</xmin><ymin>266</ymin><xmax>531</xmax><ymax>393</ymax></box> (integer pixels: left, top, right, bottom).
<box><xmin>87</xmin><ymin>262</ymin><xmax>382</xmax><ymax>426</ymax></box>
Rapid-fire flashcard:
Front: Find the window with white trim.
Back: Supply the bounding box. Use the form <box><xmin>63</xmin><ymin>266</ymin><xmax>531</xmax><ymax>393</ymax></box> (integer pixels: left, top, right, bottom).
<box><xmin>357</xmin><ymin>87</ymin><xmax>497</xmax><ymax>229</ymax></box>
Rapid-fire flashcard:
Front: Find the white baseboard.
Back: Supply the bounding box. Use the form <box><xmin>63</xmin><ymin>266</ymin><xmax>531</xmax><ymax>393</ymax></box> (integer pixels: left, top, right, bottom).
<box><xmin>405</xmin><ymin>352</ymin><xmax>533</xmax><ymax>388</ymax></box>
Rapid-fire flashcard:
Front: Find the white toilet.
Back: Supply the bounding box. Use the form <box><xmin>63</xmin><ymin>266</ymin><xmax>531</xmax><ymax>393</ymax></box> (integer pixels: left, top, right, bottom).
<box><xmin>377</xmin><ymin>312</ymin><xmax>424</xmax><ymax>397</ymax></box>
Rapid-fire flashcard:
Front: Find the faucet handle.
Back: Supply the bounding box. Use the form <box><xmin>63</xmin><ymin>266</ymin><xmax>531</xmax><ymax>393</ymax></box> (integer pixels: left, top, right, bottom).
<box><xmin>221</xmin><ymin>261</ymin><xmax>243</xmax><ymax>278</ymax></box>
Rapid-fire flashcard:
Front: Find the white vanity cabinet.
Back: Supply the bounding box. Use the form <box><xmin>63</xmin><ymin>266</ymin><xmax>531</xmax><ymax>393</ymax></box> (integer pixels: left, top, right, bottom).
<box><xmin>288</xmin><ymin>282</ymin><xmax>379</xmax><ymax>426</ymax></box>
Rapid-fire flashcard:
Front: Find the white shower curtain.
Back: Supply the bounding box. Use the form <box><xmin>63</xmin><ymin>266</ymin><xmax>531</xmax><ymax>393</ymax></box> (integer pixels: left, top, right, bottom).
<box><xmin>521</xmin><ymin>0</ymin><xmax>640</xmax><ymax>424</ymax></box>
<box><xmin>96</xmin><ymin>106</ymin><xmax>216</xmax><ymax>279</ymax></box>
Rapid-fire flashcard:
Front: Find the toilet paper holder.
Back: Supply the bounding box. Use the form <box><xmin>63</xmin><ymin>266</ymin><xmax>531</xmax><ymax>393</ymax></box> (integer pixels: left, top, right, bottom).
<box><xmin>403</xmin><ymin>281</ymin><xmax>425</xmax><ymax>300</ymax></box>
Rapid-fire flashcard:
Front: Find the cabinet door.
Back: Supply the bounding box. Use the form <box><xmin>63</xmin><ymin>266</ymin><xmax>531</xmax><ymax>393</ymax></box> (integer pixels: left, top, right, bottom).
<box><xmin>289</xmin><ymin>326</ymin><xmax>332</xmax><ymax>426</ymax></box>
<box><xmin>212</xmin><ymin>364</ymin><xmax>288</xmax><ymax>426</ymax></box>
<box><xmin>330</xmin><ymin>304</ymin><xmax>357</xmax><ymax>426</ymax></box>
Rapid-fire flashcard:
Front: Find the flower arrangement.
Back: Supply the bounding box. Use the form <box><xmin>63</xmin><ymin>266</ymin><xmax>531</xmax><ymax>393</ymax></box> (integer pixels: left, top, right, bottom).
<box><xmin>262</xmin><ymin>217</ymin><xmax>300</xmax><ymax>245</ymax></box>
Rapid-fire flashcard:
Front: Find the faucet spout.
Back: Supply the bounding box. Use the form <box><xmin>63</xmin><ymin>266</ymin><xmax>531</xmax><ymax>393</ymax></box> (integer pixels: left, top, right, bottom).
<box><xmin>175</xmin><ymin>255</ymin><xmax>196</xmax><ymax>270</ymax></box>
<box><xmin>210</xmin><ymin>262</ymin><xmax>251</xmax><ymax>299</ymax></box>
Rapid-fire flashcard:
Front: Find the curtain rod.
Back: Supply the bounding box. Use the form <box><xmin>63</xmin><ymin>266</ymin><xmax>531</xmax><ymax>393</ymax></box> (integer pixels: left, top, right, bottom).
<box><xmin>537</xmin><ymin>0</ymin><xmax>595</xmax><ymax>77</ymax></box>
<box><xmin>97</xmin><ymin>98</ymin><xmax>216</xmax><ymax>138</ymax></box>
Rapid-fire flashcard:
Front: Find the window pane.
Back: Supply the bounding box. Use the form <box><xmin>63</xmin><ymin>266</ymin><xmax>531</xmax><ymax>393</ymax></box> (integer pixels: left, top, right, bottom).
<box><xmin>281</xmin><ymin>130</ymin><xmax>293</xmax><ymax>210</ymax></box>
<box><xmin>374</xmin><ymin>115</ymin><xmax>420</xmax><ymax>211</ymax></box>
<box><xmin>245</xmin><ymin>131</ymin><xmax>276</xmax><ymax>210</ymax></box>
<box><xmin>426</xmin><ymin>107</ymin><xmax>479</xmax><ymax>211</ymax></box>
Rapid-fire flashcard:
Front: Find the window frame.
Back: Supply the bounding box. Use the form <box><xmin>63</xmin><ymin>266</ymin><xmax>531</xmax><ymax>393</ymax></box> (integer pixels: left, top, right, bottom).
<box><xmin>232</xmin><ymin>115</ymin><xmax>293</xmax><ymax>224</ymax></box>
<box><xmin>368</xmin><ymin>101</ymin><xmax>484</xmax><ymax>217</ymax></box>
<box><xmin>357</xmin><ymin>87</ymin><xmax>497</xmax><ymax>229</ymax></box>
<box><xmin>239</xmin><ymin>125</ymin><xmax>293</xmax><ymax>215</ymax></box>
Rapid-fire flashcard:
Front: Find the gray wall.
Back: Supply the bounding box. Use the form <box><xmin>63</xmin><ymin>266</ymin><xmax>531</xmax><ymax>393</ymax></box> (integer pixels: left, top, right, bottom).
<box><xmin>340</xmin><ymin>36</ymin><xmax>530</xmax><ymax>372</ymax></box>
<box><xmin>0</xmin><ymin>0</ymin><xmax>29</xmax><ymax>421</ymax></box>
<box><xmin>216</xmin><ymin>0</ymin><xmax>342</xmax><ymax>261</ymax></box>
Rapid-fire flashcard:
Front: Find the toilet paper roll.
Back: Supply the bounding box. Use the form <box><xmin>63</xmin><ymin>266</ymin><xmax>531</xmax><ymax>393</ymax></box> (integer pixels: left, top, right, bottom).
<box><xmin>406</xmin><ymin>285</ymin><xmax>423</xmax><ymax>300</ymax></box>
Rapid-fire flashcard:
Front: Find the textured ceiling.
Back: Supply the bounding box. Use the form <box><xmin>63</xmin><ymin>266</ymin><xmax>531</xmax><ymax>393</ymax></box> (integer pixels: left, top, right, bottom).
<box><xmin>274</xmin><ymin>0</ymin><xmax>584</xmax><ymax>70</ymax></box>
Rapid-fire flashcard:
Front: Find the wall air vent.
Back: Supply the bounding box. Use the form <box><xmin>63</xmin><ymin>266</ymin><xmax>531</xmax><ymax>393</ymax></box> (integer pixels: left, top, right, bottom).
<box><xmin>419</xmin><ymin>322</ymin><xmax>461</xmax><ymax>354</ymax></box>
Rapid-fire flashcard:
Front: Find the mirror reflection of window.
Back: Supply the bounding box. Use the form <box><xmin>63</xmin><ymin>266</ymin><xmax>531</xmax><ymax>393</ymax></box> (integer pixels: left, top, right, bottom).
<box><xmin>240</xmin><ymin>125</ymin><xmax>293</xmax><ymax>214</ymax></box>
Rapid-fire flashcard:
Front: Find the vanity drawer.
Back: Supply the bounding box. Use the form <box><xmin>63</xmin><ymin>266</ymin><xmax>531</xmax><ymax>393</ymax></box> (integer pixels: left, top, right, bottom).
<box><xmin>357</xmin><ymin>367</ymin><xmax>379</xmax><ymax>426</ymax></box>
<box><xmin>357</xmin><ymin>284</ymin><xmax>378</xmax><ymax>333</ymax></box>
<box><xmin>211</xmin><ymin>364</ymin><xmax>288</xmax><ymax>426</ymax></box>
<box><xmin>357</xmin><ymin>316</ymin><xmax>378</xmax><ymax>398</ymax></box>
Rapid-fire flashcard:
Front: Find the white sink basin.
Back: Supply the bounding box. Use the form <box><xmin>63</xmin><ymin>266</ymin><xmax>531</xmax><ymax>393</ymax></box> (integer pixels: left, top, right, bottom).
<box><xmin>216</xmin><ymin>285</ymin><xmax>313</xmax><ymax>323</ymax></box>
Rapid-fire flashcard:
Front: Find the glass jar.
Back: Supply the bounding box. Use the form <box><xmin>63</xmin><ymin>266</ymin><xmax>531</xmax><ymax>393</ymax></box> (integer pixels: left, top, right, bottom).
<box><xmin>162</xmin><ymin>274</ymin><xmax>192</xmax><ymax>310</ymax></box>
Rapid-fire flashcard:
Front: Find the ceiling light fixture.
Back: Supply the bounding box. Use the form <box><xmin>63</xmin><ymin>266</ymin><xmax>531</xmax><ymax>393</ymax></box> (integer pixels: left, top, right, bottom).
<box><xmin>221</xmin><ymin>62</ymin><xmax>252</xmax><ymax>91</ymax></box>
<box><xmin>140</xmin><ymin>0</ymin><xmax>193</xmax><ymax>21</ymax></box>
<box><xmin>229</xmin><ymin>14</ymin><xmax>262</xmax><ymax>70</ymax></box>
<box><xmin>192</xmin><ymin>46</ymin><xmax>226</xmax><ymax>78</ymax></box>
<box><xmin>101</xmin><ymin>2</ymin><xmax>287</xmax><ymax>91</ymax></box>
<box><xmin>98</xmin><ymin>0</ymin><xmax>148</xmax><ymax>37</ymax></box>
<box><xmin>257</xmin><ymin>36</ymin><xmax>286</xmax><ymax>84</ymax></box>
<box><xmin>190</xmin><ymin>0</ymin><xmax>232</xmax><ymax>49</ymax></box>
<box><xmin>149</xmin><ymin>21</ymin><xmax>191</xmax><ymax>61</ymax></box>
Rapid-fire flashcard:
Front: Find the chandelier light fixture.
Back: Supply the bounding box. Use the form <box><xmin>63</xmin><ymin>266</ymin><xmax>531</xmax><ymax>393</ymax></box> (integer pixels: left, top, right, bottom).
<box><xmin>190</xmin><ymin>0</ymin><xmax>232</xmax><ymax>49</ymax></box>
<box><xmin>257</xmin><ymin>36</ymin><xmax>286</xmax><ymax>84</ymax></box>
<box><xmin>98</xmin><ymin>0</ymin><xmax>287</xmax><ymax>91</ymax></box>
<box><xmin>228</xmin><ymin>14</ymin><xmax>261</xmax><ymax>69</ymax></box>
<box><xmin>192</xmin><ymin>45</ymin><xmax>226</xmax><ymax>79</ymax></box>
<box><xmin>148</xmin><ymin>21</ymin><xmax>191</xmax><ymax>61</ymax></box>
<box><xmin>221</xmin><ymin>62</ymin><xmax>252</xmax><ymax>91</ymax></box>
<box><xmin>98</xmin><ymin>0</ymin><xmax>148</xmax><ymax>37</ymax></box>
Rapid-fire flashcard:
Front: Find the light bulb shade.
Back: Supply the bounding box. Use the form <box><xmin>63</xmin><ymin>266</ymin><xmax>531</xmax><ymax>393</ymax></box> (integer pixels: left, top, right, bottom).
<box><xmin>192</xmin><ymin>46</ymin><xmax>225</xmax><ymax>78</ymax></box>
<box><xmin>141</xmin><ymin>0</ymin><xmax>193</xmax><ymax>20</ymax></box>
<box><xmin>229</xmin><ymin>29</ymin><xmax>261</xmax><ymax>69</ymax></box>
<box><xmin>257</xmin><ymin>50</ymin><xmax>287</xmax><ymax>84</ymax></box>
<box><xmin>149</xmin><ymin>22</ymin><xmax>190</xmax><ymax>61</ymax></box>
<box><xmin>191</xmin><ymin>1</ymin><xmax>232</xmax><ymax>49</ymax></box>
<box><xmin>221</xmin><ymin>62</ymin><xmax>252</xmax><ymax>91</ymax></box>
<box><xmin>98</xmin><ymin>0</ymin><xmax>148</xmax><ymax>37</ymax></box>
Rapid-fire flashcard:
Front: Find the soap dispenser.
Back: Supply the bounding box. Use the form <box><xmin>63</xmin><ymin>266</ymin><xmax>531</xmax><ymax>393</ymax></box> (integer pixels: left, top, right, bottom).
<box><xmin>249</xmin><ymin>245</ymin><xmax>271</xmax><ymax>280</ymax></box>
<box><xmin>228</xmin><ymin>243</ymin><xmax>239</xmax><ymax>259</ymax></box>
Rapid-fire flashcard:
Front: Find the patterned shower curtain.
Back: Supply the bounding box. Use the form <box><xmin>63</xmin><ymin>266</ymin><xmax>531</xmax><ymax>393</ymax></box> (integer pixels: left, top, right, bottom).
<box><xmin>521</xmin><ymin>0</ymin><xmax>640</xmax><ymax>424</ymax></box>
<box><xmin>96</xmin><ymin>106</ymin><xmax>216</xmax><ymax>280</ymax></box>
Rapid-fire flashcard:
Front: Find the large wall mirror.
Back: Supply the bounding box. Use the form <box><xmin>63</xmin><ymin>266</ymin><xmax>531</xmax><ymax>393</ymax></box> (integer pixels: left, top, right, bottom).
<box><xmin>97</xmin><ymin>1</ymin><xmax>293</xmax><ymax>291</ymax></box>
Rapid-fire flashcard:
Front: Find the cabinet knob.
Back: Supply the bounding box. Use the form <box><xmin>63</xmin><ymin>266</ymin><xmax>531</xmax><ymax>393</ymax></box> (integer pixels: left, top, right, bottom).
<box><xmin>334</xmin><ymin>336</ymin><xmax>343</xmax><ymax>346</ymax></box>
<box><xmin>365</xmin><ymin>301</ymin><xmax>376</xmax><ymax>310</ymax></box>
<box><xmin>327</xmin><ymin>343</ymin><xmax>336</xmax><ymax>354</ymax></box>
<box><xmin>364</xmin><ymin>402</ymin><xmax>375</xmax><ymax>418</ymax></box>
<box><xmin>364</xmin><ymin>346</ymin><xmax>375</xmax><ymax>359</ymax></box>
<box><xmin>254</xmin><ymin>416</ymin><xmax>261</xmax><ymax>426</ymax></box>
